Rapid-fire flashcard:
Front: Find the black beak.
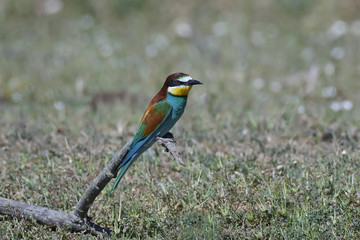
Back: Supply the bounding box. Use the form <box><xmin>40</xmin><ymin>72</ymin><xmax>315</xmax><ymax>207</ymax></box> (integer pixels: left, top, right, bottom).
<box><xmin>187</xmin><ymin>79</ymin><xmax>203</xmax><ymax>85</ymax></box>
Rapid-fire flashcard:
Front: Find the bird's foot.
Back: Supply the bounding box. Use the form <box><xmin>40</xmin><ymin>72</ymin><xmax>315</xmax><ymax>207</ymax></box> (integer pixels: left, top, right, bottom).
<box><xmin>162</xmin><ymin>132</ymin><xmax>174</xmax><ymax>140</ymax></box>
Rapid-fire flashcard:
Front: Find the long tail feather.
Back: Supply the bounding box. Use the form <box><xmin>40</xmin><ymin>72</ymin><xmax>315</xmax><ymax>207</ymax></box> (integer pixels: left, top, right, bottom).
<box><xmin>105</xmin><ymin>155</ymin><xmax>135</xmax><ymax>201</ymax></box>
<box><xmin>112</xmin><ymin>159</ymin><xmax>133</xmax><ymax>192</ymax></box>
<box><xmin>104</xmin><ymin>138</ymin><xmax>152</xmax><ymax>204</ymax></box>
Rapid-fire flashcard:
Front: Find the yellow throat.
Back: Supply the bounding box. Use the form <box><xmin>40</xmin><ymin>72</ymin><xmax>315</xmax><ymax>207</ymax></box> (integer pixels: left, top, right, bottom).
<box><xmin>167</xmin><ymin>85</ymin><xmax>192</xmax><ymax>97</ymax></box>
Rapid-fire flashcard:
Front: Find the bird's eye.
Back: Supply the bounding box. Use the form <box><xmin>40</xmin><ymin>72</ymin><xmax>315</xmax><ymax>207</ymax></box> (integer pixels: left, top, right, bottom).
<box><xmin>176</xmin><ymin>80</ymin><xmax>181</xmax><ymax>84</ymax></box>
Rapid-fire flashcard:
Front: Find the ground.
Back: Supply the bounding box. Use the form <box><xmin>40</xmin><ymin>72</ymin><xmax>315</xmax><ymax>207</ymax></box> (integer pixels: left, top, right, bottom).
<box><xmin>1</xmin><ymin>1</ymin><xmax>360</xmax><ymax>239</ymax></box>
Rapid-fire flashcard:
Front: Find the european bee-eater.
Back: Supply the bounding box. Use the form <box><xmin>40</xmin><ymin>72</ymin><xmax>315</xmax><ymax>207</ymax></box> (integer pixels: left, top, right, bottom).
<box><xmin>110</xmin><ymin>72</ymin><xmax>202</xmax><ymax>194</ymax></box>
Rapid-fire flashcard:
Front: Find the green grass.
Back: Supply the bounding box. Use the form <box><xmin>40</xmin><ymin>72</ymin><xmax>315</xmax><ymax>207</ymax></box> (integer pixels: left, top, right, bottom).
<box><xmin>1</xmin><ymin>1</ymin><xmax>360</xmax><ymax>239</ymax></box>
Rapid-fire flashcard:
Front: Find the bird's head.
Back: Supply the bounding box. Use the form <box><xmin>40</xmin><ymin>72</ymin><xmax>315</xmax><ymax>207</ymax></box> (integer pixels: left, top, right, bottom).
<box><xmin>165</xmin><ymin>73</ymin><xmax>203</xmax><ymax>97</ymax></box>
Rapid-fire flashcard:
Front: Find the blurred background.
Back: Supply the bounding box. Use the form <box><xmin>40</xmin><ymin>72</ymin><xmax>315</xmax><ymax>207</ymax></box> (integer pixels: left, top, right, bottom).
<box><xmin>1</xmin><ymin>0</ymin><xmax>360</xmax><ymax>238</ymax></box>
<box><xmin>1</xmin><ymin>0</ymin><xmax>359</xmax><ymax>124</ymax></box>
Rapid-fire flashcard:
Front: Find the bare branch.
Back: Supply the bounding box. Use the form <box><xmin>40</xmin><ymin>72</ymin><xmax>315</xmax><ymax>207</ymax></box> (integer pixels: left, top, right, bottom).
<box><xmin>0</xmin><ymin>197</ymin><xmax>111</xmax><ymax>236</ymax></box>
<box><xmin>0</xmin><ymin>136</ymin><xmax>183</xmax><ymax>236</ymax></box>
<box><xmin>71</xmin><ymin>141</ymin><xmax>130</xmax><ymax>220</ymax></box>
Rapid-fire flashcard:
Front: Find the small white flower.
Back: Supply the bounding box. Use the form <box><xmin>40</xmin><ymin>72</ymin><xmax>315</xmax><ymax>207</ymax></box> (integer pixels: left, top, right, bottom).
<box><xmin>342</xmin><ymin>100</ymin><xmax>353</xmax><ymax>111</ymax></box>
<box><xmin>253</xmin><ymin>78</ymin><xmax>265</xmax><ymax>90</ymax></box>
<box><xmin>42</xmin><ymin>0</ymin><xmax>63</xmax><ymax>15</ymax></box>
<box><xmin>331</xmin><ymin>47</ymin><xmax>345</xmax><ymax>60</ymax></box>
<box><xmin>12</xmin><ymin>93</ymin><xmax>22</xmax><ymax>103</ymax></box>
<box><xmin>175</xmin><ymin>21</ymin><xmax>193</xmax><ymax>38</ymax></box>
<box><xmin>328</xmin><ymin>20</ymin><xmax>348</xmax><ymax>40</ymax></box>
<box><xmin>54</xmin><ymin>101</ymin><xmax>65</xmax><ymax>111</ymax></box>
<box><xmin>297</xmin><ymin>105</ymin><xmax>305</xmax><ymax>114</ymax></box>
<box><xmin>242</xmin><ymin>129</ymin><xmax>248</xmax><ymax>135</ymax></box>
<box><xmin>324</xmin><ymin>63</ymin><xmax>335</xmax><ymax>76</ymax></box>
<box><xmin>330</xmin><ymin>101</ymin><xmax>341</xmax><ymax>112</ymax></box>
<box><xmin>321</xmin><ymin>86</ymin><xmax>337</xmax><ymax>98</ymax></box>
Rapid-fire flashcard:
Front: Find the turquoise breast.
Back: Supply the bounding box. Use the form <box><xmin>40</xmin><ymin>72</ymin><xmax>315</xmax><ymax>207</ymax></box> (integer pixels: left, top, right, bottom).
<box><xmin>166</xmin><ymin>92</ymin><xmax>187</xmax><ymax>120</ymax></box>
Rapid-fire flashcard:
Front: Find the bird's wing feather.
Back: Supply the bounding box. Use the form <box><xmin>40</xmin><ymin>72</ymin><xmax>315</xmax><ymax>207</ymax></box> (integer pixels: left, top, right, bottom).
<box><xmin>108</xmin><ymin>100</ymin><xmax>172</xmax><ymax>195</ymax></box>
<box><xmin>130</xmin><ymin>99</ymin><xmax>172</xmax><ymax>147</ymax></box>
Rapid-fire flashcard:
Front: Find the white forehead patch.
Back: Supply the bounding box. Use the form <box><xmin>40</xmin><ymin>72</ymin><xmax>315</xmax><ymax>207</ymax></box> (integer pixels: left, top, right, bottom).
<box><xmin>179</xmin><ymin>76</ymin><xmax>192</xmax><ymax>82</ymax></box>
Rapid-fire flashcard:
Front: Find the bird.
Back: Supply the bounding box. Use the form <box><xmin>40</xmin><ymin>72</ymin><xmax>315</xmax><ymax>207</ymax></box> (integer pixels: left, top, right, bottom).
<box><xmin>109</xmin><ymin>72</ymin><xmax>202</xmax><ymax>196</ymax></box>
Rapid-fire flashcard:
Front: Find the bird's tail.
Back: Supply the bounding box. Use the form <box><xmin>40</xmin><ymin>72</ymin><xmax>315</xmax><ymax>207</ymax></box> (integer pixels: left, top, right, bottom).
<box><xmin>104</xmin><ymin>138</ymin><xmax>150</xmax><ymax>204</ymax></box>
<box><xmin>104</xmin><ymin>158</ymin><xmax>134</xmax><ymax>204</ymax></box>
<box><xmin>112</xmin><ymin>159</ymin><xmax>133</xmax><ymax>193</ymax></box>
<box><xmin>104</xmin><ymin>146</ymin><xmax>139</xmax><ymax>204</ymax></box>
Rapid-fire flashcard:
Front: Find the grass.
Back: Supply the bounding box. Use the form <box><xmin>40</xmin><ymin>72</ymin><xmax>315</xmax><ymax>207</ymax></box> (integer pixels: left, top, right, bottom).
<box><xmin>1</xmin><ymin>0</ymin><xmax>360</xmax><ymax>239</ymax></box>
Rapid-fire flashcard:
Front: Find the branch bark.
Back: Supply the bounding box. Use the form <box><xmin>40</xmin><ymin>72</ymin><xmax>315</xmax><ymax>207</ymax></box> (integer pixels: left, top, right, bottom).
<box><xmin>0</xmin><ymin>197</ymin><xmax>111</xmax><ymax>236</ymax></box>
<box><xmin>0</xmin><ymin>135</ymin><xmax>181</xmax><ymax>236</ymax></box>
<box><xmin>156</xmin><ymin>133</ymin><xmax>184</xmax><ymax>166</ymax></box>
<box><xmin>71</xmin><ymin>141</ymin><xmax>131</xmax><ymax>220</ymax></box>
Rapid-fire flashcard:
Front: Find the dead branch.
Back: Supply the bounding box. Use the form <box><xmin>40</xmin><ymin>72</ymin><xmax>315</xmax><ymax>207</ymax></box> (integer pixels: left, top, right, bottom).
<box><xmin>71</xmin><ymin>141</ymin><xmax>131</xmax><ymax>220</ymax></box>
<box><xmin>0</xmin><ymin>197</ymin><xmax>111</xmax><ymax>236</ymax></box>
<box><xmin>0</xmin><ymin>134</ymin><xmax>182</xmax><ymax>236</ymax></box>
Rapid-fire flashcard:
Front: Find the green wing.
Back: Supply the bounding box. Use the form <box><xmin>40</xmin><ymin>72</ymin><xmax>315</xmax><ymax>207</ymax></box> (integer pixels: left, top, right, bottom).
<box><xmin>130</xmin><ymin>99</ymin><xmax>172</xmax><ymax>147</ymax></box>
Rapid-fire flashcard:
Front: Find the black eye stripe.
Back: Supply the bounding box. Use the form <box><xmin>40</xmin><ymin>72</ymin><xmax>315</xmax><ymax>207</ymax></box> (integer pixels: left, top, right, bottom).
<box><xmin>168</xmin><ymin>79</ymin><xmax>185</xmax><ymax>86</ymax></box>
